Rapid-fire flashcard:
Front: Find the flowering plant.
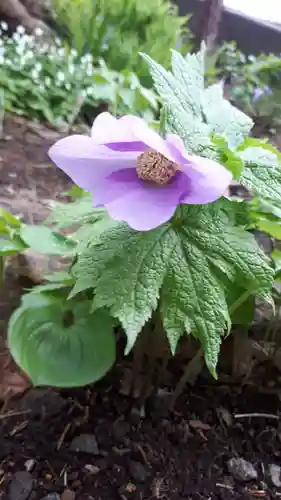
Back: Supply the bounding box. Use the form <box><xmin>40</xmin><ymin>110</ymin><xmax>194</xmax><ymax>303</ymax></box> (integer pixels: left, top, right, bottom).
<box><xmin>8</xmin><ymin>48</ymin><xmax>281</xmax><ymax>388</ymax></box>
<box><xmin>0</xmin><ymin>24</ymin><xmax>158</xmax><ymax>126</ymax></box>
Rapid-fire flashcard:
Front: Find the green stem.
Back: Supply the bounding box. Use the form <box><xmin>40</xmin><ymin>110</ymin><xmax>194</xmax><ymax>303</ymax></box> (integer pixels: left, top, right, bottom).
<box><xmin>229</xmin><ymin>289</ymin><xmax>252</xmax><ymax>316</ymax></box>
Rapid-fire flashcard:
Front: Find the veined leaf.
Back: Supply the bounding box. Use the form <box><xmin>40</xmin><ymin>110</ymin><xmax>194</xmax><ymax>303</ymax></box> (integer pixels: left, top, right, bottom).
<box><xmin>72</xmin><ymin>203</ymin><xmax>273</xmax><ymax>374</ymax></box>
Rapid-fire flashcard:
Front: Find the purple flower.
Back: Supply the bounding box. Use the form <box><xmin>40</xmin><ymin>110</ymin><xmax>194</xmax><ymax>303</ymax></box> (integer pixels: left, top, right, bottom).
<box><xmin>253</xmin><ymin>85</ymin><xmax>272</xmax><ymax>103</ymax></box>
<box><xmin>48</xmin><ymin>112</ymin><xmax>232</xmax><ymax>231</ymax></box>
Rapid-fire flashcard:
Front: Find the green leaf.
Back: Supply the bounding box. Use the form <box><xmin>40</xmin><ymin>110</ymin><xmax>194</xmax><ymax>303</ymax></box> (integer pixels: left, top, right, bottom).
<box><xmin>20</xmin><ymin>225</ymin><xmax>76</xmax><ymax>255</ymax></box>
<box><xmin>74</xmin><ymin>223</ymin><xmax>175</xmax><ymax>352</ymax></box>
<box><xmin>72</xmin><ymin>203</ymin><xmax>273</xmax><ymax>374</ymax></box>
<box><xmin>240</xmin><ymin>162</ymin><xmax>281</xmax><ymax>204</ymax></box>
<box><xmin>161</xmin><ymin>204</ymin><xmax>272</xmax><ymax>372</ymax></box>
<box><xmin>142</xmin><ymin>50</ymin><xmax>203</xmax><ymax>119</ymax></box>
<box><xmin>237</xmin><ymin>144</ymin><xmax>281</xmax><ymax>203</ymax></box>
<box><xmin>211</xmin><ymin>135</ymin><xmax>244</xmax><ymax>179</ymax></box>
<box><xmin>47</xmin><ymin>196</ymin><xmax>105</xmax><ymax>229</ymax></box>
<box><xmin>238</xmin><ymin>146</ymin><xmax>281</xmax><ymax>168</ymax></box>
<box><xmin>141</xmin><ymin>50</ymin><xmax>213</xmax><ymax>156</ymax></box>
<box><xmin>8</xmin><ymin>301</ymin><xmax>115</xmax><ymax>387</ymax></box>
<box><xmin>203</xmin><ymin>83</ymin><xmax>253</xmax><ymax>148</ymax></box>
<box><xmin>256</xmin><ymin>220</ymin><xmax>281</xmax><ymax>240</ymax></box>
<box><xmin>142</xmin><ymin>49</ymin><xmax>252</xmax><ymax>158</ymax></box>
<box><xmin>0</xmin><ymin>208</ymin><xmax>21</xmax><ymax>228</ymax></box>
<box><xmin>237</xmin><ymin>137</ymin><xmax>281</xmax><ymax>159</ymax></box>
<box><xmin>171</xmin><ymin>50</ymin><xmax>204</xmax><ymax>118</ymax></box>
<box><xmin>226</xmin><ymin>286</ymin><xmax>255</xmax><ymax>325</ymax></box>
<box><xmin>0</xmin><ymin>236</ymin><xmax>26</xmax><ymax>255</ymax></box>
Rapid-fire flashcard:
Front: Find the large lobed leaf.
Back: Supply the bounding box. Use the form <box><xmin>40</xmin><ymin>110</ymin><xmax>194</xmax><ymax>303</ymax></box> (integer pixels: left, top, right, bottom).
<box><xmin>72</xmin><ymin>202</ymin><xmax>273</xmax><ymax>374</ymax></box>
<box><xmin>144</xmin><ymin>48</ymin><xmax>281</xmax><ymax>205</ymax></box>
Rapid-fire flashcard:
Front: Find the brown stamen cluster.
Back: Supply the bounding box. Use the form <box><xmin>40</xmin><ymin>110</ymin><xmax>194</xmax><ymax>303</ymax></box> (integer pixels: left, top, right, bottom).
<box><xmin>136</xmin><ymin>149</ymin><xmax>178</xmax><ymax>185</ymax></box>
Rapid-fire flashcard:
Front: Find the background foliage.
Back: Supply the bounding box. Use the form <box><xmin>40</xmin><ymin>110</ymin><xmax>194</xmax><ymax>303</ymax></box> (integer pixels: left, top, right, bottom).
<box><xmin>52</xmin><ymin>0</ymin><xmax>192</xmax><ymax>86</ymax></box>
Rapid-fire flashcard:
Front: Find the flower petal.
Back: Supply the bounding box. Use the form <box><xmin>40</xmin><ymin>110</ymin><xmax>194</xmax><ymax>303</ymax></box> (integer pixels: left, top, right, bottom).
<box><xmin>93</xmin><ymin>169</ymin><xmax>184</xmax><ymax>231</ymax></box>
<box><xmin>48</xmin><ymin>135</ymin><xmax>138</xmax><ymax>192</ymax></box>
<box><xmin>120</xmin><ymin>115</ymin><xmax>174</xmax><ymax>160</ymax></box>
<box><xmin>91</xmin><ymin>112</ymin><xmax>138</xmax><ymax>144</ymax></box>
<box><xmin>181</xmin><ymin>155</ymin><xmax>232</xmax><ymax>204</ymax></box>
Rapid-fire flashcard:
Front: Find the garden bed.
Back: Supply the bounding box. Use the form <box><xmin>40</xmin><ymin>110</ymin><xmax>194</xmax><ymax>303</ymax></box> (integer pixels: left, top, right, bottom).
<box><xmin>1</xmin><ymin>115</ymin><xmax>281</xmax><ymax>500</ymax></box>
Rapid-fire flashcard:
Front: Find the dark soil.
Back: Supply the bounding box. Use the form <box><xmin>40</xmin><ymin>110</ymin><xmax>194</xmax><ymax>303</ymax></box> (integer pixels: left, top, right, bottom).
<box><xmin>0</xmin><ymin>114</ymin><xmax>72</xmax><ymax>223</ymax></box>
<box><xmin>0</xmin><ymin>373</ymin><xmax>281</xmax><ymax>500</ymax></box>
<box><xmin>1</xmin><ymin>115</ymin><xmax>281</xmax><ymax>500</ymax></box>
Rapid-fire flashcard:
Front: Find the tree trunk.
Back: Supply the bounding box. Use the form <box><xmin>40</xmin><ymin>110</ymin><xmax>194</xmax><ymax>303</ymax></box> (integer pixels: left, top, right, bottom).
<box><xmin>0</xmin><ymin>0</ymin><xmax>50</xmax><ymax>32</ymax></box>
<box><xmin>194</xmin><ymin>0</ymin><xmax>224</xmax><ymax>53</ymax></box>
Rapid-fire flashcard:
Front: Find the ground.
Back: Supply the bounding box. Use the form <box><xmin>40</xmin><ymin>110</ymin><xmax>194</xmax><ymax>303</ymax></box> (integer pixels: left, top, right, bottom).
<box><xmin>0</xmin><ymin>115</ymin><xmax>281</xmax><ymax>500</ymax></box>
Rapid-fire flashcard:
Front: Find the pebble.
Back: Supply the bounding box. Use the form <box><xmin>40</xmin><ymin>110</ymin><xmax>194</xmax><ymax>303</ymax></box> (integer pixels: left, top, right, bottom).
<box><xmin>227</xmin><ymin>457</ymin><xmax>258</xmax><ymax>482</ymax></box>
<box><xmin>40</xmin><ymin>494</ymin><xmax>60</xmax><ymax>500</ymax></box>
<box><xmin>18</xmin><ymin>389</ymin><xmax>65</xmax><ymax>418</ymax></box>
<box><xmin>84</xmin><ymin>464</ymin><xmax>100</xmax><ymax>474</ymax></box>
<box><xmin>129</xmin><ymin>461</ymin><xmax>147</xmax><ymax>483</ymax></box>
<box><xmin>8</xmin><ymin>471</ymin><xmax>33</xmax><ymax>500</ymax></box>
<box><xmin>269</xmin><ymin>464</ymin><xmax>281</xmax><ymax>487</ymax></box>
<box><xmin>24</xmin><ymin>459</ymin><xmax>36</xmax><ymax>473</ymax></box>
<box><xmin>112</xmin><ymin>419</ymin><xmax>130</xmax><ymax>443</ymax></box>
<box><xmin>70</xmin><ymin>434</ymin><xmax>100</xmax><ymax>455</ymax></box>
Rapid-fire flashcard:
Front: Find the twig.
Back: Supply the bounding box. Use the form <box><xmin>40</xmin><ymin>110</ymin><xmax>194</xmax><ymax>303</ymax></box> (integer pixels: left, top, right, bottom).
<box><xmin>0</xmin><ymin>409</ymin><xmax>31</xmax><ymax>420</ymax></box>
<box><xmin>57</xmin><ymin>422</ymin><xmax>72</xmax><ymax>450</ymax></box>
<box><xmin>216</xmin><ymin>483</ymin><xmax>233</xmax><ymax>490</ymax></box>
<box><xmin>234</xmin><ymin>412</ymin><xmax>280</xmax><ymax>420</ymax></box>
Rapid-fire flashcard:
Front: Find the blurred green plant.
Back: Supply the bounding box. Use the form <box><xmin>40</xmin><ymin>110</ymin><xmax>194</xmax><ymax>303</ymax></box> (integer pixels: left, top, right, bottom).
<box><xmin>206</xmin><ymin>42</ymin><xmax>281</xmax><ymax>129</ymax></box>
<box><xmin>52</xmin><ymin>0</ymin><xmax>192</xmax><ymax>86</ymax></box>
<box><xmin>0</xmin><ymin>25</ymin><xmax>158</xmax><ymax>127</ymax></box>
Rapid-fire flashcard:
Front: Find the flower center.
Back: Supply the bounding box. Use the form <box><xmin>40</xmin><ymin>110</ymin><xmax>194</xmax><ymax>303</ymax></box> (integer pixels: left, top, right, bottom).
<box><xmin>136</xmin><ymin>149</ymin><xmax>178</xmax><ymax>185</ymax></box>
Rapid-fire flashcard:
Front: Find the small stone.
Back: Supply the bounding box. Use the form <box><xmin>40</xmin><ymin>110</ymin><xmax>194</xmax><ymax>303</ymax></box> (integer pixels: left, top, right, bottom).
<box><xmin>61</xmin><ymin>490</ymin><xmax>76</xmax><ymax>500</ymax></box>
<box><xmin>227</xmin><ymin>458</ymin><xmax>258</xmax><ymax>482</ymax></box>
<box><xmin>129</xmin><ymin>461</ymin><xmax>147</xmax><ymax>483</ymax></box>
<box><xmin>269</xmin><ymin>464</ymin><xmax>281</xmax><ymax>487</ymax></box>
<box><xmin>40</xmin><ymin>494</ymin><xmax>60</xmax><ymax>500</ymax></box>
<box><xmin>18</xmin><ymin>389</ymin><xmax>64</xmax><ymax>418</ymax></box>
<box><xmin>84</xmin><ymin>464</ymin><xmax>100</xmax><ymax>475</ymax></box>
<box><xmin>112</xmin><ymin>419</ymin><xmax>130</xmax><ymax>443</ymax></box>
<box><xmin>24</xmin><ymin>459</ymin><xmax>36</xmax><ymax>472</ymax></box>
<box><xmin>70</xmin><ymin>434</ymin><xmax>99</xmax><ymax>455</ymax></box>
<box><xmin>8</xmin><ymin>471</ymin><xmax>33</xmax><ymax>500</ymax></box>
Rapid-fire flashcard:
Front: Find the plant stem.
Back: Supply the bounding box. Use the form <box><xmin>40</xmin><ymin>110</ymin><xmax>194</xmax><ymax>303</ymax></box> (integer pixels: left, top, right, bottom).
<box><xmin>170</xmin><ymin>347</ymin><xmax>204</xmax><ymax>409</ymax></box>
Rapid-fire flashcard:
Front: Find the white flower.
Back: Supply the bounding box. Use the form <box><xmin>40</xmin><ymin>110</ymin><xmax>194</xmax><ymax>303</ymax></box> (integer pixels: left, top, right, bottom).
<box><xmin>12</xmin><ymin>33</ymin><xmax>21</xmax><ymax>43</ymax></box>
<box><xmin>16</xmin><ymin>45</ymin><xmax>25</xmax><ymax>55</ymax></box>
<box><xmin>39</xmin><ymin>43</ymin><xmax>49</xmax><ymax>53</ymax></box>
<box><xmin>70</xmin><ymin>48</ymin><xmax>78</xmax><ymax>57</ymax></box>
<box><xmin>86</xmin><ymin>87</ymin><xmax>93</xmax><ymax>96</ymax></box>
<box><xmin>31</xmin><ymin>68</ymin><xmax>39</xmax><ymax>80</ymax></box>
<box><xmin>57</xmin><ymin>47</ymin><xmax>65</xmax><ymax>57</ymax></box>
<box><xmin>57</xmin><ymin>71</ymin><xmax>65</xmax><ymax>82</ymax></box>
<box><xmin>34</xmin><ymin>27</ymin><xmax>44</xmax><ymax>37</ymax></box>
<box><xmin>68</xmin><ymin>63</ymin><xmax>75</xmax><ymax>75</ymax></box>
<box><xmin>0</xmin><ymin>22</ymin><xmax>8</xmax><ymax>31</ymax></box>
<box><xmin>25</xmin><ymin>50</ymin><xmax>33</xmax><ymax>60</ymax></box>
<box><xmin>34</xmin><ymin>62</ymin><xmax>42</xmax><ymax>72</ymax></box>
<box><xmin>45</xmin><ymin>77</ymin><xmax>51</xmax><ymax>87</ymax></box>
<box><xmin>86</xmin><ymin>65</ymin><xmax>93</xmax><ymax>77</ymax></box>
<box><xmin>16</xmin><ymin>25</ymin><xmax>25</xmax><ymax>35</ymax></box>
<box><xmin>0</xmin><ymin>56</ymin><xmax>4</xmax><ymax>65</ymax></box>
